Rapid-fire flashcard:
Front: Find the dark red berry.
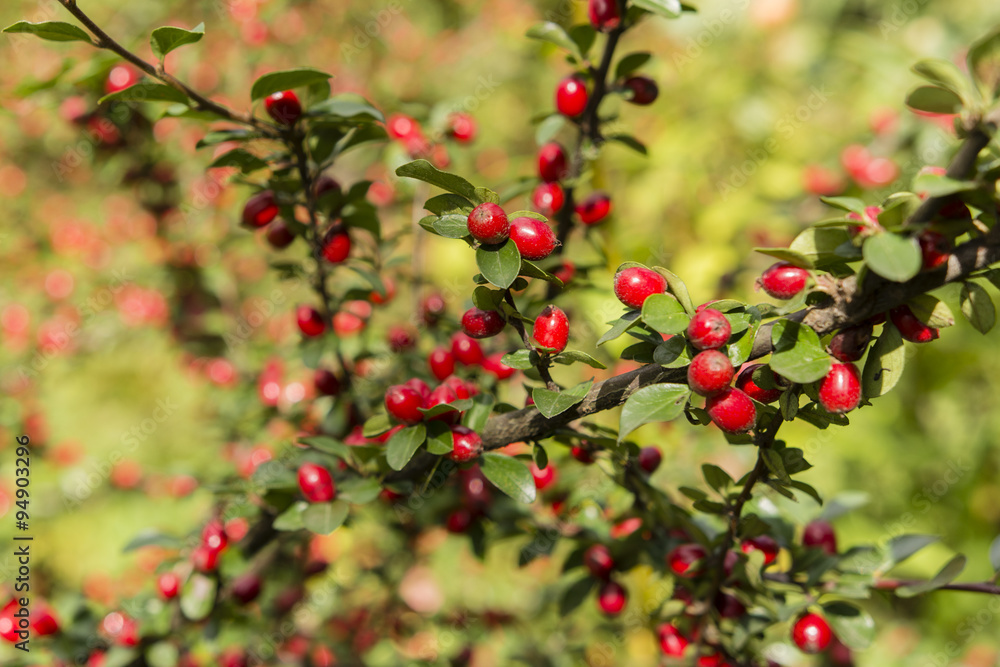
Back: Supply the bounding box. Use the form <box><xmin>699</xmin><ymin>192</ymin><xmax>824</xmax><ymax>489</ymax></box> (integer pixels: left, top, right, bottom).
<box><xmin>637</xmin><ymin>446</ymin><xmax>662</xmax><ymax>474</ymax></box>
<box><xmin>576</xmin><ymin>192</ymin><xmax>612</xmax><ymax>225</ymax></box>
<box><xmin>688</xmin><ymin>349</ymin><xmax>735</xmax><ymax>396</ymax></box>
<box><xmin>31</xmin><ymin>607</ymin><xmax>59</xmax><ymax>636</ymax></box>
<box><xmin>265</xmin><ymin>219</ymin><xmax>295</xmax><ymax>248</ymax></box>
<box><xmin>688</xmin><ymin>309</ymin><xmax>731</xmax><ymax>350</ymax></box>
<box><xmin>571</xmin><ymin>443</ymin><xmax>596</xmax><ymax>464</ymax></box>
<box><xmin>588</xmin><ymin>0</ymin><xmax>621</xmax><ymax>31</ymax></box>
<box><xmin>298</xmin><ymin>463</ymin><xmax>336</xmax><ymax>502</ymax></box>
<box><xmin>429</xmin><ymin>347</ymin><xmax>455</xmax><ymax>381</ymax></box>
<box><xmin>667</xmin><ymin>544</ymin><xmax>707</xmax><ymax>578</ymax></box>
<box><xmin>759</xmin><ymin>262</ymin><xmax>809</xmax><ymax>300</ymax></box>
<box><xmin>509</xmin><ymin>216</ymin><xmax>558</xmax><ymax>260</ymax></box>
<box><xmin>735</xmin><ymin>364</ymin><xmax>783</xmax><ymax>404</ymax></box>
<box><xmin>446</xmin><ymin>508</ymin><xmax>473</xmax><ymax>533</ymax></box>
<box><xmin>556</xmin><ymin>76</ymin><xmax>589</xmax><ymax>117</ymax></box>
<box><xmin>451</xmin><ymin>333</ymin><xmax>485</xmax><ymax>366</ymax></box>
<box><xmin>314</xmin><ymin>369</ymin><xmax>341</xmax><ymax>396</ymax></box>
<box><xmin>461</xmin><ymin>307</ymin><xmax>506</xmax><ymax>339</ymax></box>
<box><xmin>231</xmin><ymin>573</ymin><xmax>262</xmax><ymax>605</ymax></box>
<box><xmin>584</xmin><ymin>544</ymin><xmax>615</xmax><ymax>579</ymax></box>
<box><xmin>447</xmin><ymin>112</ymin><xmax>476</xmax><ymax>143</ymax></box>
<box><xmin>481</xmin><ymin>352</ymin><xmax>516</xmax><ymax>380</ymax></box>
<box><xmin>828</xmin><ymin>323</ymin><xmax>873</xmax><ymax>362</ymax></box>
<box><xmin>296</xmin><ymin>306</ymin><xmax>326</xmax><ymax>337</ymax></box>
<box><xmin>918</xmin><ymin>230</ymin><xmax>952</xmax><ymax>270</ymax></box>
<box><xmin>313</xmin><ymin>175</ymin><xmax>341</xmax><ymax>199</ymax></box>
<box><xmin>623</xmin><ymin>75</ymin><xmax>658</xmax><ymax>105</ymax></box>
<box><xmin>741</xmin><ymin>535</ymin><xmax>779</xmax><ymax>565</ymax></box>
<box><xmin>532</xmin><ymin>182</ymin><xmax>565</xmax><ymax>216</ymax></box>
<box><xmin>658</xmin><ymin>623</ymin><xmax>690</xmax><ymax>657</ymax></box>
<box><xmin>890</xmin><ymin>305</ymin><xmax>939</xmax><ymax>343</ymax></box>
<box><xmin>715</xmin><ymin>592</ymin><xmax>747</xmax><ymax>619</ymax></box>
<box><xmin>421</xmin><ymin>292</ymin><xmax>447</xmax><ymax>325</ymax></box>
<box><xmin>597</xmin><ymin>580</ymin><xmax>627</xmax><ymax>615</ymax></box>
<box><xmin>803</xmin><ymin>520</ymin><xmax>838</xmax><ymax>555</ymax></box>
<box><xmin>614</xmin><ymin>266</ymin><xmax>667</xmax><ymax>309</ymax></box>
<box><xmin>792</xmin><ymin>613</ymin><xmax>833</xmax><ymax>654</ymax></box>
<box><xmin>264</xmin><ymin>90</ymin><xmax>302</xmax><ymax>125</ymax></box>
<box><xmin>449</xmin><ymin>425</ymin><xmax>483</xmax><ymax>462</ymax></box>
<box><xmin>538</xmin><ymin>142</ymin><xmax>568</xmax><ymax>182</ymax></box>
<box><xmin>533</xmin><ymin>305</ymin><xmax>569</xmax><ymax>352</ymax></box>
<box><xmin>242</xmin><ymin>190</ymin><xmax>279</xmax><ymax>228</ymax></box>
<box><xmin>467</xmin><ymin>203</ymin><xmax>510</xmax><ymax>245</ymax></box>
<box><xmin>157</xmin><ymin>572</ymin><xmax>180</xmax><ymax>600</ymax></box>
<box><xmin>388</xmin><ymin>325</ymin><xmax>416</xmax><ymax>352</ymax></box>
<box><xmin>817</xmin><ymin>362</ymin><xmax>861</xmax><ymax>414</ymax></box>
<box><xmin>530</xmin><ymin>462</ymin><xmax>557</xmax><ymax>490</ymax></box>
<box><xmin>705</xmin><ymin>388</ymin><xmax>757</xmax><ymax>433</ymax></box>
<box><xmin>384</xmin><ymin>384</ymin><xmax>425</xmax><ymax>424</ymax></box>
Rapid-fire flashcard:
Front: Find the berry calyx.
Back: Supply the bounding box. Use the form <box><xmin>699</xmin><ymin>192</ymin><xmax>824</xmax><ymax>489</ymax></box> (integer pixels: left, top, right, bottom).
<box><xmin>658</xmin><ymin>623</ymin><xmax>690</xmax><ymax>657</ymax></box>
<box><xmin>157</xmin><ymin>572</ymin><xmax>181</xmax><ymax>600</ymax></box>
<box><xmin>509</xmin><ymin>216</ymin><xmax>558</xmax><ymax>260</ymax></box>
<box><xmin>735</xmin><ymin>364</ymin><xmax>783</xmax><ymax>404</ymax></box>
<box><xmin>537</xmin><ymin>142</ymin><xmax>568</xmax><ymax>182</ymax></box>
<box><xmin>688</xmin><ymin>349</ymin><xmax>735</xmax><ymax>397</ymax></box>
<box><xmin>533</xmin><ymin>305</ymin><xmax>569</xmax><ymax>352</ymax></box>
<box><xmin>588</xmin><ymin>0</ymin><xmax>621</xmax><ymax>31</ymax></box>
<box><xmin>828</xmin><ymin>323</ymin><xmax>873</xmax><ymax>362</ymax></box>
<box><xmin>532</xmin><ymin>182</ymin><xmax>565</xmax><ymax>216</ymax></box>
<box><xmin>461</xmin><ymin>307</ymin><xmax>506</xmax><ymax>339</ymax></box>
<box><xmin>638</xmin><ymin>446</ymin><xmax>662</xmax><ymax>474</ymax></box>
<box><xmin>576</xmin><ymin>192</ymin><xmax>612</xmax><ymax>225</ymax></box>
<box><xmin>918</xmin><ymin>230</ymin><xmax>952</xmax><ymax>270</ymax></box>
<box><xmin>297</xmin><ymin>463</ymin><xmax>336</xmax><ymax>503</ymax></box>
<box><xmin>321</xmin><ymin>229</ymin><xmax>351</xmax><ymax>263</ymax></box>
<box><xmin>556</xmin><ymin>76</ymin><xmax>589</xmax><ymax>117</ymax></box>
<box><xmin>803</xmin><ymin>520</ymin><xmax>838</xmax><ymax>555</ymax></box>
<box><xmin>447</xmin><ymin>112</ymin><xmax>477</xmax><ymax>143</ymax></box>
<box><xmin>741</xmin><ymin>535</ymin><xmax>779</xmax><ymax>565</ymax></box>
<box><xmin>265</xmin><ymin>219</ymin><xmax>295</xmax><ymax>249</ymax></box>
<box><xmin>584</xmin><ymin>544</ymin><xmax>615</xmax><ymax>579</ymax></box>
<box><xmin>759</xmin><ymin>262</ymin><xmax>809</xmax><ymax>300</ymax></box>
<box><xmin>667</xmin><ymin>543</ymin><xmax>707</xmax><ymax>578</ymax></box>
<box><xmin>623</xmin><ymin>75</ymin><xmax>659</xmax><ymax>105</ymax></box>
<box><xmin>429</xmin><ymin>347</ymin><xmax>455</xmax><ymax>381</ymax></box>
<box><xmin>890</xmin><ymin>305</ymin><xmax>940</xmax><ymax>343</ymax></box>
<box><xmin>242</xmin><ymin>190</ymin><xmax>279</xmax><ymax>228</ymax></box>
<box><xmin>467</xmin><ymin>202</ymin><xmax>510</xmax><ymax>245</ymax></box>
<box><xmin>613</xmin><ymin>266</ymin><xmax>667</xmax><ymax>309</ymax></box>
<box><xmin>817</xmin><ymin>362</ymin><xmax>862</xmax><ymax>414</ymax></box>
<box><xmin>449</xmin><ymin>425</ymin><xmax>483</xmax><ymax>462</ymax></box>
<box><xmin>384</xmin><ymin>384</ymin><xmax>425</xmax><ymax>424</ymax></box>
<box><xmin>451</xmin><ymin>333</ymin><xmax>485</xmax><ymax>366</ymax></box>
<box><xmin>687</xmin><ymin>309</ymin><xmax>732</xmax><ymax>350</ymax></box>
<box><xmin>314</xmin><ymin>369</ymin><xmax>341</xmax><ymax>396</ymax></box>
<box><xmin>597</xmin><ymin>580</ymin><xmax>627</xmax><ymax>615</ymax></box>
<box><xmin>296</xmin><ymin>306</ymin><xmax>325</xmax><ymax>337</ymax></box>
<box><xmin>705</xmin><ymin>388</ymin><xmax>757</xmax><ymax>433</ymax></box>
<box><xmin>791</xmin><ymin>613</ymin><xmax>833</xmax><ymax>654</ymax></box>
<box><xmin>264</xmin><ymin>90</ymin><xmax>302</xmax><ymax>125</ymax></box>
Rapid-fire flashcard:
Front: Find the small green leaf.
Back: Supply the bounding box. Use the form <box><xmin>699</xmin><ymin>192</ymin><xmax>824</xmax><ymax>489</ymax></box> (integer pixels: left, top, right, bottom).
<box><xmin>463</xmin><ymin>393</ymin><xmax>496</xmax><ymax>432</ymax></box>
<box><xmin>912</xmin><ymin>173</ymin><xmax>977</xmax><ymax>197</ymax></box>
<box><xmin>989</xmin><ymin>535</ymin><xmax>1000</xmax><ymax>571</ymax></box>
<box><xmin>476</xmin><ymin>239</ymin><xmax>522</xmax><ymax>289</ymax></box>
<box><xmin>630</xmin><ymin>0</ymin><xmax>682</xmax><ymax>19</ymax></box>
<box><xmin>299</xmin><ymin>436</ymin><xmax>352</xmax><ymax>460</ymax></box>
<box><xmin>150</xmin><ymin>23</ymin><xmax>204</xmax><ymax>60</ymax></box>
<box><xmin>209</xmin><ymin>147</ymin><xmax>269</xmax><ymax>173</ymax></box>
<box><xmin>769</xmin><ymin>321</ymin><xmax>831</xmax><ymax>384</ymax></box>
<box><xmin>3</xmin><ymin>21</ymin><xmax>93</xmax><ymax>43</ymax></box>
<box><xmin>424</xmin><ymin>193</ymin><xmax>474</xmax><ymax>216</ymax></box>
<box><xmin>501</xmin><ymin>349</ymin><xmax>539</xmax><ymax>370</ymax></box>
<box><xmin>908</xmin><ymin>294</ymin><xmax>956</xmax><ymax>328</ymax></box>
<box><xmin>362</xmin><ymin>413</ymin><xmax>392</xmax><ymax>438</ymax></box>
<box><xmin>702</xmin><ymin>464</ymin><xmax>733</xmax><ymax>492</ymax></box>
<box><xmin>302</xmin><ymin>500</ymin><xmax>349</xmax><ymax>534</ymax></box>
<box><xmin>619</xmin><ymin>383</ymin><xmax>690</xmax><ymax>442</ymax></box>
<box><xmin>911</xmin><ymin>59</ymin><xmax>973</xmax><ymax>102</ymax></box>
<box><xmin>597</xmin><ymin>311</ymin><xmax>642</xmax><ymax>346</ymax></box>
<box><xmin>552</xmin><ymin>350</ymin><xmax>607</xmax><ymax>369</ymax></box>
<box><xmin>968</xmin><ymin>26</ymin><xmax>1000</xmax><ymax>98</ymax></box>
<box><xmin>762</xmin><ymin>450</ymin><xmax>790</xmax><ymax>484</ymax></box>
<box><xmin>652</xmin><ymin>267</ymin><xmax>696</xmax><ymax>315</ymax></box>
<box><xmin>425</xmin><ymin>421</ymin><xmax>453</xmax><ymax>455</ymax></box>
<box><xmin>526</xmin><ymin>21</ymin><xmax>583</xmax><ymax>60</ymax></box>
<box><xmin>520</xmin><ymin>260</ymin><xmax>564</xmax><ymax>286</ymax></box>
<box><xmin>615</xmin><ymin>52</ymin><xmax>652</xmax><ymax>80</ymax></box>
<box><xmin>863</xmin><ymin>322</ymin><xmax>905</xmax><ymax>398</ymax></box>
<box><xmin>559</xmin><ymin>576</ymin><xmax>596</xmax><ymax>615</ymax></box>
<box><xmin>641</xmin><ymin>293</ymin><xmax>690</xmax><ymax>334</ymax></box>
<box><xmin>532</xmin><ymin>380</ymin><xmax>593</xmax><ymax>419</ymax></box>
<box><xmin>273</xmin><ymin>501</ymin><xmax>308</xmax><ymax>531</ymax></box>
<box><xmin>122</xmin><ymin>531</ymin><xmax>181</xmax><ymax>553</ymax></box>
<box><xmin>337</xmin><ymin>478</ymin><xmax>382</xmax><ymax>504</ymax></box>
<box><xmin>535</xmin><ymin>114</ymin><xmax>566</xmax><ymax>146</ymax></box>
<box><xmin>419</xmin><ymin>398</ymin><xmax>473</xmax><ymax>419</ymax></box>
<box><xmin>905</xmin><ymin>85</ymin><xmax>963</xmax><ymax>114</ymax></box>
<box><xmin>863</xmin><ymin>233</ymin><xmax>922</xmax><ymax>282</ymax></box>
<box><xmin>653</xmin><ymin>335</ymin><xmax>692</xmax><ymax>368</ymax></box>
<box><xmin>480</xmin><ymin>452</ymin><xmax>536</xmax><ymax>503</ymax></box>
<box><xmin>99</xmin><ymin>82</ymin><xmax>189</xmax><ymax>105</ymax></box>
<box><xmin>606</xmin><ymin>134</ymin><xmax>648</xmax><ymax>155</ymax></box>
<box><xmin>887</xmin><ymin>534</ymin><xmax>940</xmax><ymax>569</ymax></box>
<box><xmin>386</xmin><ymin>424</ymin><xmax>427</xmax><ymax>471</ymax></box>
<box><xmin>960</xmin><ymin>281</ymin><xmax>996</xmax><ymax>334</ymax></box>
<box><xmin>821</xmin><ymin>601</ymin><xmax>875</xmax><ymax>650</ymax></box>
<box><xmin>790</xmin><ymin>227</ymin><xmax>853</xmax><ymax>266</ymax></box>
<box><xmin>308</xmin><ymin>95</ymin><xmax>384</xmax><ymax>122</ymax></box>
<box><xmin>896</xmin><ymin>555</ymin><xmax>967</xmax><ymax>597</ymax></box>
<box><xmin>432</xmin><ymin>214</ymin><xmax>471</xmax><ymax>239</ymax></box>
<box><xmin>180</xmin><ymin>573</ymin><xmax>217</xmax><ymax>621</ymax></box>
<box><xmin>251</xmin><ymin>67</ymin><xmax>333</xmax><ymax>101</ymax></box>
<box><xmin>753</xmin><ymin>247</ymin><xmax>814</xmax><ymax>269</ymax></box>
<box><xmin>779</xmin><ymin>388</ymin><xmax>799</xmax><ymax>421</ymax></box>
<box><xmin>396</xmin><ymin>159</ymin><xmax>478</xmax><ymax>201</ymax></box>
<box><xmin>820</xmin><ymin>196</ymin><xmax>867</xmax><ymax>214</ymax></box>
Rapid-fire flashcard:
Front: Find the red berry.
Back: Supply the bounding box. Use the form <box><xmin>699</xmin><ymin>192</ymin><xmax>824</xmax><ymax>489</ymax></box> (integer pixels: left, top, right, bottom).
<box><xmin>481</xmin><ymin>352</ymin><xmax>516</xmax><ymax>380</ymax></box>
<box><xmin>584</xmin><ymin>544</ymin><xmax>615</xmax><ymax>579</ymax></box>
<box><xmin>461</xmin><ymin>307</ymin><xmax>506</xmax><ymax>339</ymax></box>
<box><xmin>447</xmin><ymin>508</ymin><xmax>473</xmax><ymax>533</ymax></box>
<box><xmin>890</xmin><ymin>304</ymin><xmax>940</xmax><ymax>343</ymax></box>
<box><xmin>298</xmin><ymin>463</ymin><xmax>336</xmax><ymax>502</ymax></box>
<box><xmin>623</xmin><ymin>76</ymin><xmax>658</xmax><ymax>105</ymax></box>
<box><xmin>688</xmin><ymin>308</ymin><xmax>731</xmax><ymax>350</ymax></box>
<box><xmin>421</xmin><ymin>293</ymin><xmax>447</xmax><ymax>325</ymax></box>
<box><xmin>803</xmin><ymin>520</ymin><xmax>838</xmax><ymax>555</ymax></box>
<box><xmin>387</xmin><ymin>114</ymin><xmax>420</xmax><ymax>139</ymax></box>
<box><xmin>429</xmin><ymin>347</ymin><xmax>455</xmax><ymax>381</ymax></box>
<box><xmin>202</xmin><ymin>520</ymin><xmax>228</xmax><ymax>552</ymax></box>
<box><xmin>596</xmin><ymin>579</ymin><xmax>627</xmax><ymax>615</ymax></box>
<box><xmin>828</xmin><ymin>323</ymin><xmax>874</xmax><ymax>362</ymax></box>
<box><xmin>157</xmin><ymin>572</ymin><xmax>181</xmax><ymax>600</ymax></box>
<box><xmin>509</xmin><ymin>216</ymin><xmax>558</xmax><ymax>260</ymax></box>
<box><xmin>296</xmin><ymin>306</ymin><xmax>325</xmax><ymax>337</ymax></box>
<box><xmin>264</xmin><ymin>219</ymin><xmax>295</xmax><ymax>249</ymax></box>
<box><xmin>556</xmin><ymin>76</ymin><xmax>589</xmax><ymax>117</ymax></box>
<box><xmin>759</xmin><ymin>262</ymin><xmax>809</xmax><ymax>300</ymax></box>
<box><xmin>385</xmin><ymin>384</ymin><xmax>425</xmax><ymax>424</ymax></box>
<box><xmin>449</xmin><ymin>425</ymin><xmax>483</xmax><ymax>462</ymax></box>
<box><xmin>817</xmin><ymin>362</ymin><xmax>861</xmax><ymax>414</ymax></box>
<box><xmin>658</xmin><ymin>623</ymin><xmax>690</xmax><ymax>657</ymax></box>
<box><xmin>637</xmin><ymin>446</ymin><xmax>662</xmax><ymax>474</ymax></box>
<box><xmin>803</xmin><ymin>164</ymin><xmax>847</xmax><ymax>196</ymax></box>
<box><xmin>588</xmin><ymin>0</ymin><xmax>621</xmax><ymax>30</ymax></box>
<box><xmin>532</xmin><ymin>305</ymin><xmax>569</xmax><ymax>352</ymax></box>
<box><xmin>314</xmin><ymin>369</ymin><xmax>341</xmax><ymax>396</ymax></box>
<box><xmin>553</xmin><ymin>260</ymin><xmax>576</xmax><ymax>285</ymax></box>
<box><xmin>451</xmin><ymin>333</ymin><xmax>485</xmax><ymax>366</ymax></box>
<box><xmin>105</xmin><ymin>65</ymin><xmax>140</xmax><ymax>94</ymax></box>
<box><xmin>532</xmin><ymin>182</ymin><xmax>565</xmax><ymax>216</ymax></box>
<box><xmin>705</xmin><ymin>388</ymin><xmax>757</xmax><ymax>433</ymax></box>
<box><xmin>448</xmin><ymin>112</ymin><xmax>476</xmax><ymax>143</ymax></box>
<box><xmin>321</xmin><ymin>229</ymin><xmax>351</xmax><ymax>263</ymax></box>
<box><xmin>192</xmin><ymin>545</ymin><xmax>219</xmax><ymax>572</ymax></box>
<box><xmin>388</xmin><ymin>325</ymin><xmax>417</xmax><ymax>352</ymax></box>
<box><xmin>242</xmin><ymin>190</ymin><xmax>279</xmax><ymax>228</ymax></box>
<box><xmin>576</xmin><ymin>191</ymin><xmax>612</xmax><ymax>225</ymax></box>
<box><xmin>530</xmin><ymin>462</ymin><xmax>557</xmax><ymax>491</ymax></box>
<box><xmin>264</xmin><ymin>90</ymin><xmax>302</xmax><ymax>125</ymax></box>
<box><xmin>231</xmin><ymin>573</ymin><xmax>262</xmax><ymax>604</ymax></box>
<box><xmin>792</xmin><ymin>613</ymin><xmax>833</xmax><ymax>654</ymax></box>
<box><xmin>715</xmin><ymin>592</ymin><xmax>747</xmax><ymax>619</ymax></box>
<box><xmin>538</xmin><ymin>142</ymin><xmax>569</xmax><ymax>182</ymax></box>
<box><xmin>735</xmin><ymin>364</ymin><xmax>783</xmax><ymax>404</ymax></box>
<box><xmin>667</xmin><ymin>544</ymin><xmax>707</xmax><ymax>578</ymax></box>
<box><xmin>467</xmin><ymin>203</ymin><xmax>510</xmax><ymax>245</ymax></box>
<box><xmin>571</xmin><ymin>443</ymin><xmax>595</xmax><ymax>464</ymax></box>
<box><xmin>918</xmin><ymin>230</ymin><xmax>952</xmax><ymax>270</ymax></box>
<box><xmin>613</xmin><ymin>266</ymin><xmax>667</xmax><ymax>309</ymax></box>
<box><xmin>404</xmin><ymin>378</ymin><xmax>431</xmax><ymax>402</ymax></box>
<box><xmin>741</xmin><ymin>535</ymin><xmax>779</xmax><ymax>565</ymax></box>
<box><xmin>688</xmin><ymin>350</ymin><xmax>734</xmax><ymax>396</ymax></box>
<box><xmin>31</xmin><ymin>606</ymin><xmax>59</xmax><ymax>636</ymax></box>
<box><xmin>313</xmin><ymin>175</ymin><xmax>341</xmax><ymax>199</ymax></box>
<box><xmin>425</xmin><ymin>384</ymin><xmax>460</xmax><ymax>424</ymax></box>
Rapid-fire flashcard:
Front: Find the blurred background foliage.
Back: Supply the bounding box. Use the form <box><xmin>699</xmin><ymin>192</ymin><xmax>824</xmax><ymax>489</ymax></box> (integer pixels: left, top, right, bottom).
<box><xmin>2</xmin><ymin>0</ymin><xmax>1000</xmax><ymax>665</ymax></box>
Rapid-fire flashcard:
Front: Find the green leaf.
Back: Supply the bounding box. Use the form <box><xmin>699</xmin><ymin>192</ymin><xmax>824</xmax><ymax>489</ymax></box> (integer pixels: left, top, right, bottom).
<box><xmin>753</xmin><ymin>247</ymin><xmax>814</xmax><ymax>269</ymax></box>
<box><xmin>905</xmin><ymin>85</ymin><xmax>963</xmax><ymax>114</ymax></box>
<box><xmin>728</xmin><ymin>310</ymin><xmax>761</xmax><ymax>367</ymax></box>
<box><xmin>386</xmin><ymin>424</ymin><xmax>427</xmax><ymax>471</ymax></box>
<box><xmin>535</xmin><ymin>114</ymin><xmax>567</xmax><ymax>146</ymax></box>
<box><xmin>432</xmin><ymin>214</ymin><xmax>471</xmax><ymax>239</ymax></box>
<box><xmin>967</xmin><ymin>26</ymin><xmax>1000</xmax><ymax>98</ymax></box>
<box><xmin>908</xmin><ymin>294</ymin><xmax>956</xmax><ymax>327</ymax></box>
<box><xmin>790</xmin><ymin>227</ymin><xmax>853</xmax><ymax>265</ymax></box>
<box><xmin>618</xmin><ymin>383</ymin><xmax>691</xmax><ymax>442</ymax></box>
<box><xmin>960</xmin><ymin>281</ymin><xmax>996</xmax><ymax>334</ymax></box>
<box><xmin>552</xmin><ymin>350</ymin><xmax>607</xmax><ymax>370</ymax></box>
<box><xmin>653</xmin><ymin>335</ymin><xmax>693</xmax><ymax>368</ymax></box>
<box><xmin>501</xmin><ymin>349</ymin><xmax>540</xmax><ymax>370</ymax></box>
<box><xmin>912</xmin><ymin>173</ymin><xmax>977</xmax><ymax>197</ymax></box>
<box><xmin>337</xmin><ymin>478</ymin><xmax>382</xmax><ymax>504</ymax></box>
<box><xmin>559</xmin><ymin>576</ymin><xmax>596</xmax><ymax>615</ymax></box>
<box><xmin>122</xmin><ymin>531</ymin><xmax>181</xmax><ymax>553</ymax></box>
<box><xmin>424</xmin><ymin>193</ymin><xmax>474</xmax><ymax>216</ymax></box>
<box><xmin>476</xmin><ymin>239</ymin><xmax>522</xmax><ymax>289</ymax></box>
<box><xmin>308</xmin><ymin>95</ymin><xmax>384</xmax><ymax>122</ymax></box>
<box><xmin>251</xmin><ymin>67</ymin><xmax>333</xmax><ymax>101</ymax></box>
<box><xmin>789</xmin><ymin>480</ymin><xmax>824</xmax><ymax>505</ymax></box>
<box><xmin>303</xmin><ymin>500</ymin><xmax>349</xmax><ymax>534</ymax></box>
<box><xmin>425</xmin><ymin>421</ymin><xmax>453</xmax><ymax>455</ymax></box>
<box><xmin>862</xmin><ymin>322</ymin><xmax>905</xmax><ymax>399</ymax></box>
<box><xmin>630</xmin><ymin>0</ymin><xmax>683</xmax><ymax>19</ymax></box>
<box><xmin>419</xmin><ymin>398</ymin><xmax>473</xmax><ymax>419</ymax></box>
<box><xmin>179</xmin><ymin>573</ymin><xmax>217</xmax><ymax>621</ymax></box>
<box><xmin>607</xmin><ymin>134</ymin><xmax>648</xmax><ymax>155</ymax></box>
<box><xmin>820</xmin><ymin>196</ymin><xmax>867</xmax><ymax>214</ymax></box>
<box><xmin>480</xmin><ymin>452</ymin><xmax>536</xmax><ymax>503</ymax></box>
<box><xmin>299</xmin><ymin>436</ymin><xmax>351</xmax><ymax>460</ymax></box>
<box><xmin>990</xmin><ymin>535</ymin><xmax>1000</xmax><ymax>572</ymax></box>
<box><xmin>568</xmin><ymin>24</ymin><xmax>597</xmax><ymax>59</ymax></box>
<box><xmin>195</xmin><ymin>128</ymin><xmax>258</xmax><ymax>149</ymax></box>
<box><xmin>273</xmin><ymin>501</ymin><xmax>308</xmax><ymax>531</ymax></box>
<box><xmin>887</xmin><ymin>534</ymin><xmax>940</xmax><ymax>569</ymax></box>
<box><xmin>863</xmin><ymin>233</ymin><xmax>922</xmax><ymax>282</ymax></box>
<box><xmin>463</xmin><ymin>393</ymin><xmax>496</xmax><ymax>432</ymax></box>
<box><xmin>597</xmin><ymin>311</ymin><xmax>642</xmax><ymax>346</ymax></box>
<box><xmin>896</xmin><ymin>555</ymin><xmax>967</xmax><ymax>597</ymax></box>
<box><xmin>362</xmin><ymin>413</ymin><xmax>392</xmax><ymax>438</ymax></box>
<box><xmin>912</xmin><ymin>59</ymin><xmax>973</xmax><ymax>102</ymax></box>
<box><xmin>769</xmin><ymin>321</ymin><xmax>831</xmax><ymax>384</ymax></box>
<box><xmin>396</xmin><ymin>159</ymin><xmax>478</xmax><ymax>201</ymax></box>
<box><xmin>702</xmin><ymin>464</ymin><xmax>733</xmax><ymax>492</ymax></box>
<box><xmin>652</xmin><ymin>267</ymin><xmax>696</xmax><ymax>315</ymax></box>
<box><xmin>641</xmin><ymin>293</ymin><xmax>690</xmax><ymax>334</ymax></box>
<box><xmin>520</xmin><ymin>260</ymin><xmax>564</xmax><ymax>286</ymax></box>
<box><xmin>98</xmin><ymin>82</ymin><xmax>189</xmax><ymax>105</ymax></box>
<box><xmin>3</xmin><ymin>21</ymin><xmax>93</xmax><ymax>43</ymax></box>
<box><xmin>763</xmin><ymin>450</ymin><xmax>790</xmax><ymax>484</ymax></box>
<box><xmin>615</xmin><ymin>52</ymin><xmax>652</xmax><ymax>80</ymax></box>
<box><xmin>822</xmin><ymin>601</ymin><xmax>875</xmax><ymax>650</ymax></box>
<box><xmin>150</xmin><ymin>23</ymin><xmax>204</xmax><ymax>60</ymax></box>
<box><xmin>532</xmin><ymin>380</ymin><xmax>593</xmax><ymax>419</ymax></box>
<box><xmin>526</xmin><ymin>21</ymin><xmax>583</xmax><ymax>60</ymax></box>
<box><xmin>209</xmin><ymin>148</ymin><xmax>269</xmax><ymax>173</ymax></box>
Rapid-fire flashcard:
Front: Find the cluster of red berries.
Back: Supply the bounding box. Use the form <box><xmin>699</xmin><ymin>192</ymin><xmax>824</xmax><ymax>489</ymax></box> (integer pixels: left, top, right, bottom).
<box><xmin>383</xmin><ymin>377</ymin><xmax>484</xmax><ymax>461</ymax></box>
<box><xmin>584</xmin><ymin>544</ymin><xmax>630</xmax><ymax>616</ymax></box>
<box><xmin>536</xmin><ymin>142</ymin><xmax>613</xmax><ymax>225</ymax></box>
<box><xmin>466</xmin><ymin>202</ymin><xmax>559</xmax><ymax>259</ymax></box>
<box><xmin>430</xmin><ymin>333</ymin><xmax>516</xmax><ymax>382</ymax></box>
<box><xmin>386</xmin><ymin>112</ymin><xmax>475</xmax><ymax>168</ymax></box>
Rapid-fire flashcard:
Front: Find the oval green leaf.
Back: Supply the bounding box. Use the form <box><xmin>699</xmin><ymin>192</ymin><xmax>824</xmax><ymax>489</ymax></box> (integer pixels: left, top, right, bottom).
<box><xmin>619</xmin><ymin>383</ymin><xmax>691</xmax><ymax>442</ymax></box>
<box><xmin>480</xmin><ymin>452</ymin><xmax>536</xmax><ymax>503</ymax></box>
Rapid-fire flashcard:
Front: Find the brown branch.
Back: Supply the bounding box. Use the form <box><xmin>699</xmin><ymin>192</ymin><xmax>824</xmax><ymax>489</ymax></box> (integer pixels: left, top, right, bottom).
<box><xmin>764</xmin><ymin>572</ymin><xmax>1000</xmax><ymax>597</ymax></box>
